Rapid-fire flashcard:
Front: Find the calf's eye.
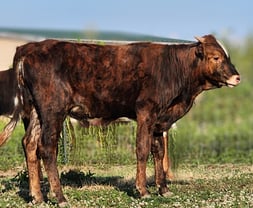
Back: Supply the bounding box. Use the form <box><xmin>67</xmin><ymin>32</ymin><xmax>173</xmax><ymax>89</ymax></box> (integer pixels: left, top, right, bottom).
<box><xmin>213</xmin><ymin>56</ymin><xmax>220</xmax><ymax>61</ymax></box>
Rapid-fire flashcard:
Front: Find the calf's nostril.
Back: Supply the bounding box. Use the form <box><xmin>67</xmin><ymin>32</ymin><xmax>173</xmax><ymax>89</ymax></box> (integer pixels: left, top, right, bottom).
<box><xmin>236</xmin><ymin>75</ymin><xmax>241</xmax><ymax>82</ymax></box>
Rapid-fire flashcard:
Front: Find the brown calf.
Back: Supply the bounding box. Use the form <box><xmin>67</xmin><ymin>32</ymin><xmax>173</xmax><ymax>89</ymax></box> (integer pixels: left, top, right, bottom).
<box><xmin>0</xmin><ymin>35</ymin><xmax>240</xmax><ymax>206</ymax></box>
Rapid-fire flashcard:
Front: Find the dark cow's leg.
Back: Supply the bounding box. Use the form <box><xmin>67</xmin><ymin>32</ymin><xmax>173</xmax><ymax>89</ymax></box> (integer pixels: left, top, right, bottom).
<box><xmin>39</xmin><ymin>114</ymin><xmax>67</xmax><ymax>206</ymax></box>
<box><xmin>22</xmin><ymin>108</ymin><xmax>43</xmax><ymax>204</ymax></box>
<box><xmin>151</xmin><ymin>133</ymin><xmax>170</xmax><ymax>196</ymax></box>
<box><xmin>135</xmin><ymin>113</ymin><xmax>152</xmax><ymax>198</ymax></box>
<box><xmin>162</xmin><ymin>131</ymin><xmax>174</xmax><ymax>180</ymax></box>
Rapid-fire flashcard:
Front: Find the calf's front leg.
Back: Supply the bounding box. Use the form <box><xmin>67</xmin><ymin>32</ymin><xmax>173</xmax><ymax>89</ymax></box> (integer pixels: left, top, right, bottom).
<box><xmin>151</xmin><ymin>133</ymin><xmax>172</xmax><ymax>196</ymax></box>
<box><xmin>135</xmin><ymin>118</ymin><xmax>152</xmax><ymax>197</ymax></box>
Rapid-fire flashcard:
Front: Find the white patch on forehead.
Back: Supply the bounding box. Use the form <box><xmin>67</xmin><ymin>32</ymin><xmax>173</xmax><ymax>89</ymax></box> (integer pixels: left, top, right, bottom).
<box><xmin>217</xmin><ymin>40</ymin><xmax>229</xmax><ymax>58</ymax></box>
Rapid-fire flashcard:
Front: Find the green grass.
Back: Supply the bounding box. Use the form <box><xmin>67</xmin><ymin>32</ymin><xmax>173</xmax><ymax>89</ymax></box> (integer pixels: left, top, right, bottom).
<box><xmin>0</xmin><ymin>121</ymin><xmax>25</xmax><ymax>170</ymax></box>
<box><xmin>0</xmin><ymin>164</ymin><xmax>252</xmax><ymax>207</ymax></box>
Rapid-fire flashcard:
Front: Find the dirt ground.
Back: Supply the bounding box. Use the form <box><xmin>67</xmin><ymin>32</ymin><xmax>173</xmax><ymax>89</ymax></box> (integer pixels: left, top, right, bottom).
<box><xmin>0</xmin><ymin>37</ymin><xmax>28</xmax><ymax>70</ymax></box>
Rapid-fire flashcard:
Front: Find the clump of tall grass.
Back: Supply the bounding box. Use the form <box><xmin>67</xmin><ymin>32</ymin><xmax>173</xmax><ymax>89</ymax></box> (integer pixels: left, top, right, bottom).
<box><xmin>58</xmin><ymin>119</ymin><xmax>137</xmax><ymax>166</ymax></box>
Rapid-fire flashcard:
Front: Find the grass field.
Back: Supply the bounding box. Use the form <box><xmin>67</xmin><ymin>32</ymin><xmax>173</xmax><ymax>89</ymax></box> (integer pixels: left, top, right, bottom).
<box><xmin>0</xmin><ymin>164</ymin><xmax>252</xmax><ymax>207</ymax></box>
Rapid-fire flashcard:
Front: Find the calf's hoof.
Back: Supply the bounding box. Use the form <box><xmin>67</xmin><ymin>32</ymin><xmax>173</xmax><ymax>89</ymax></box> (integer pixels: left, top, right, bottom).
<box><xmin>138</xmin><ymin>188</ymin><xmax>151</xmax><ymax>199</ymax></box>
<box><xmin>161</xmin><ymin>191</ymin><xmax>174</xmax><ymax>198</ymax></box>
<box><xmin>140</xmin><ymin>192</ymin><xmax>151</xmax><ymax>199</ymax></box>
<box><xmin>59</xmin><ymin>201</ymin><xmax>69</xmax><ymax>208</ymax></box>
<box><xmin>31</xmin><ymin>198</ymin><xmax>43</xmax><ymax>206</ymax></box>
<box><xmin>159</xmin><ymin>186</ymin><xmax>173</xmax><ymax>197</ymax></box>
<box><xmin>30</xmin><ymin>193</ymin><xmax>44</xmax><ymax>205</ymax></box>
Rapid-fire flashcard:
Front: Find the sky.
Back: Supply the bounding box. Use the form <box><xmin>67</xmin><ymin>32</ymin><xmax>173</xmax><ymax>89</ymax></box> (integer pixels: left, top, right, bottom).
<box><xmin>0</xmin><ymin>0</ymin><xmax>252</xmax><ymax>42</ymax></box>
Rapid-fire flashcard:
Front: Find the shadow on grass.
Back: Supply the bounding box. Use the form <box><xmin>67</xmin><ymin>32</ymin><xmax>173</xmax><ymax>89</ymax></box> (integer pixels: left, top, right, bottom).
<box><xmin>60</xmin><ymin>169</ymin><xmax>137</xmax><ymax>197</ymax></box>
<box><xmin>60</xmin><ymin>169</ymin><xmax>190</xmax><ymax>197</ymax></box>
<box><xmin>1</xmin><ymin>169</ymin><xmax>190</xmax><ymax>204</ymax></box>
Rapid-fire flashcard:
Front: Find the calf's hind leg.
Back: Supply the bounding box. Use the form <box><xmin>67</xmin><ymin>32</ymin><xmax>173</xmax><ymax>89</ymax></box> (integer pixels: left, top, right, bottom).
<box><xmin>38</xmin><ymin>114</ymin><xmax>67</xmax><ymax>206</ymax></box>
<box><xmin>22</xmin><ymin>108</ymin><xmax>43</xmax><ymax>204</ymax></box>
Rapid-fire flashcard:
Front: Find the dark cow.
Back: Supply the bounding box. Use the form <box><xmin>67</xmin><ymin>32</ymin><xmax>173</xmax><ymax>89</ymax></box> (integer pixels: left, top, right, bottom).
<box><xmin>0</xmin><ymin>68</ymin><xmax>27</xmax><ymax>142</ymax></box>
<box><xmin>0</xmin><ymin>34</ymin><xmax>240</xmax><ymax>206</ymax></box>
<box><xmin>0</xmin><ymin>68</ymin><xmax>18</xmax><ymax>116</ymax></box>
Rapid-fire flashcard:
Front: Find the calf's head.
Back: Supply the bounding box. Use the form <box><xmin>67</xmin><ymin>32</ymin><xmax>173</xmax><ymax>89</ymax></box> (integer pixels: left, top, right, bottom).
<box><xmin>195</xmin><ymin>34</ymin><xmax>240</xmax><ymax>89</ymax></box>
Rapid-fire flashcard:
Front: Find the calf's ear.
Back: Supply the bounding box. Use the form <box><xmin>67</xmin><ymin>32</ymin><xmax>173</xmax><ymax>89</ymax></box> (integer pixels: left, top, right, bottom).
<box><xmin>195</xmin><ymin>36</ymin><xmax>205</xmax><ymax>60</ymax></box>
<box><xmin>195</xmin><ymin>36</ymin><xmax>206</xmax><ymax>43</ymax></box>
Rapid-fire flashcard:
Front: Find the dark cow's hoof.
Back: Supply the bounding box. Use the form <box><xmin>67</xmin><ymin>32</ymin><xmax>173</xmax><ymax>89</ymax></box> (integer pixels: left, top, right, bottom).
<box><xmin>166</xmin><ymin>171</ymin><xmax>174</xmax><ymax>181</ymax></box>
